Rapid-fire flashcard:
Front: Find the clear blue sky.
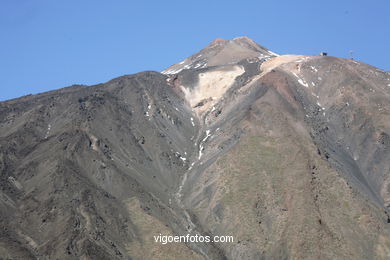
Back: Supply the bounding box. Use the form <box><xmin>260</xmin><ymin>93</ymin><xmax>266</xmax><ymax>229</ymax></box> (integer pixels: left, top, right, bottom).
<box><xmin>1</xmin><ymin>0</ymin><xmax>389</xmax><ymax>101</ymax></box>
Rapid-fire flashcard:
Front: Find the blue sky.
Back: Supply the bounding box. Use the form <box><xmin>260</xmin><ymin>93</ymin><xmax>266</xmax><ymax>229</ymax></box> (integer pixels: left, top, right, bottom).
<box><xmin>1</xmin><ymin>0</ymin><xmax>389</xmax><ymax>101</ymax></box>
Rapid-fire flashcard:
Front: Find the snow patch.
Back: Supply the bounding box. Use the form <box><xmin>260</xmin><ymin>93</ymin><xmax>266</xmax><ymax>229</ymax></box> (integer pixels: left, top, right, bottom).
<box><xmin>188</xmin><ymin>162</ymin><xmax>195</xmax><ymax>170</ymax></box>
<box><xmin>298</xmin><ymin>79</ymin><xmax>309</xmax><ymax>88</ymax></box>
<box><xmin>292</xmin><ymin>72</ymin><xmax>309</xmax><ymax>88</ymax></box>
<box><xmin>317</xmin><ymin>102</ymin><xmax>326</xmax><ymax>110</ymax></box>
<box><xmin>198</xmin><ymin>130</ymin><xmax>212</xmax><ymax>160</ymax></box>
<box><xmin>44</xmin><ymin>124</ymin><xmax>51</xmax><ymax>139</ymax></box>
<box><xmin>198</xmin><ymin>144</ymin><xmax>204</xmax><ymax>160</ymax></box>
<box><xmin>193</xmin><ymin>63</ymin><xmax>202</xmax><ymax>68</ymax></box>
<box><xmin>268</xmin><ymin>50</ymin><xmax>280</xmax><ymax>56</ymax></box>
<box><xmin>162</xmin><ymin>68</ymin><xmax>184</xmax><ymax>75</ymax></box>
<box><xmin>145</xmin><ymin>104</ymin><xmax>151</xmax><ymax>119</ymax></box>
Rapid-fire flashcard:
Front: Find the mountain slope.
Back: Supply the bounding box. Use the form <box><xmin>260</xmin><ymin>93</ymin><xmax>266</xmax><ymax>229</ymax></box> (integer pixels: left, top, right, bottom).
<box><xmin>1</xmin><ymin>37</ymin><xmax>390</xmax><ymax>259</ymax></box>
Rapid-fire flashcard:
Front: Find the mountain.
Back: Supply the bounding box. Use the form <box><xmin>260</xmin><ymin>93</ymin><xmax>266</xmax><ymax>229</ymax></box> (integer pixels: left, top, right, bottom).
<box><xmin>1</xmin><ymin>37</ymin><xmax>390</xmax><ymax>259</ymax></box>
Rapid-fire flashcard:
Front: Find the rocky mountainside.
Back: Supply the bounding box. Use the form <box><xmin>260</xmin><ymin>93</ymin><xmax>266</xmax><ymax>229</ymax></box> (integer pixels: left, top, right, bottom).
<box><xmin>1</xmin><ymin>37</ymin><xmax>390</xmax><ymax>259</ymax></box>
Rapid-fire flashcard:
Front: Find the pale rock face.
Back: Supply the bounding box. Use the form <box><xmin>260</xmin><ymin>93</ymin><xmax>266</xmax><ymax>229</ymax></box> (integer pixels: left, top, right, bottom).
<box><xmin>180</xmin><ymin>65</ymin><xmax>245</xmax><ymax>115</ymax></box>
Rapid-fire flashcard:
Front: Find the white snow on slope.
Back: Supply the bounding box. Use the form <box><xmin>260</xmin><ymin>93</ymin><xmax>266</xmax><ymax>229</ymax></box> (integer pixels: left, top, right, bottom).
<box><xmin>268</xmin><ymin>50</ymin><xmax>280</xmax><ymax>56</ymax></box>
<box><xmin>198</xmin><ymin>130</ymin><xmax>211</xmax><ymax>160</ymax></box>
<box><xmin>292</xmin><ymin>72</ymin><xmax>309</xmax><ymax>88</ymax></box>
<box><xmin>44</xmin><ymin>124</ymin><xmax>51</xmax><ymax>139</ymax></box>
